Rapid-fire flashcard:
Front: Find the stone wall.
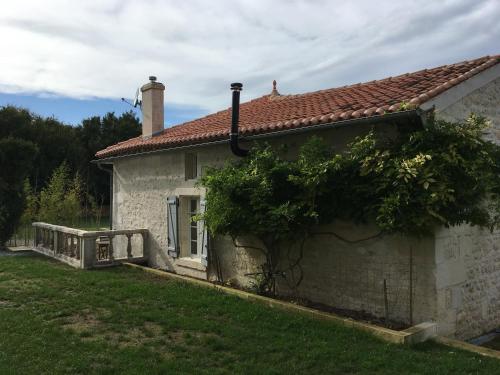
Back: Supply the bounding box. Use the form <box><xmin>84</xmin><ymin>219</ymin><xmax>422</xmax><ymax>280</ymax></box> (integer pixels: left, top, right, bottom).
<box><xmin>432</xmin><ymin>75</ymin><xmax>500</xmax><ymax>339</ymax></box>
<box><xmin>434</xmin><ymin>225</ymin><xmax>500</xmax><ymax>339</ymax></box>
<box><xmin>211</xmin><ymin>221</ymin><xmax>436</xmax><ymax>325</ymax></box>
<box><xmin>112</xmin><ymin>120</ymin><xmax>397</xmax><ymax>272</ymax></box>
<box><xmin>112</xmin><ymin>143</ymin><xmax>229</xmax><ymax>272</ymax></box>
<box><xmin>437</xmin><ymin>76</ymin><xmax>500</xmax><ymax>145</ymax></box>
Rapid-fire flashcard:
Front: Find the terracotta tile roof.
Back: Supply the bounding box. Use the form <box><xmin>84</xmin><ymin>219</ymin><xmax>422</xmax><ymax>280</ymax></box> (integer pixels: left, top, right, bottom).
<box><xmin>96</xmin><ymin>55</ymin><xmax>499</xmax><ymax>159</ymax></box>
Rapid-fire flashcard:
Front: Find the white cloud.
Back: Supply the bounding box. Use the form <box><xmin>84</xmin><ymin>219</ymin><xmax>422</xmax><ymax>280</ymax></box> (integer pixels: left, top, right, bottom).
<box><xmin>0</xmin><ymin>0</ymin><xmax>498</xmax><ymax>113</ymax></box>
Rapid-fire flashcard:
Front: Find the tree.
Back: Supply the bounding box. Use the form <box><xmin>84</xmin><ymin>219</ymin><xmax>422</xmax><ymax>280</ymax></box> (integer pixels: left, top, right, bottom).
<box><xmin>200</xmin><ymin>114</ymin><xmax>500</xmax><ymax>294</ymax></box>
<box><xmin>0</xmin><ymin>137</ymin><xmax>38</xmax><ymax>245</ymax></box>
<box><xmin>0</xmin><ymin>106</ymin><xmax>82</xmax><ymax>191</ymax></box>
<box><xmin>20</xmin><ymin>179</ymin><xmax>39</xmax><ymax>226</ymax></box>
<box><xmin>0</xmin><ymin>106</ymin><xmax>141</xmax><ymax>207</ymax></box>
<box><xmin>74</xmin><ymin>111</ymin><xmax>141</xmax><ymax>201</ymax></box>
<box><xmin>38</xmin><ymin>163</ymin><xmax>85</xmax><ymax>226</ymax></box>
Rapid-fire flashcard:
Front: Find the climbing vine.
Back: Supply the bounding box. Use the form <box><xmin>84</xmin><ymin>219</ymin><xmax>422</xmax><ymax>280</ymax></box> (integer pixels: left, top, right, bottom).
<box><xmin>200</xmin><ymin>114</ymin><xmax>500</xmax><ymax>294</ymax></box>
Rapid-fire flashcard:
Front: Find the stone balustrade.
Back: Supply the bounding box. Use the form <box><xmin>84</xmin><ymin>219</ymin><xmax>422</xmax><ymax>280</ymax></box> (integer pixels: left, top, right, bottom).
<box><xmin>32</xmin><ymin>222</ymin><xmax>148</xmax><ymax>269</ymax></box>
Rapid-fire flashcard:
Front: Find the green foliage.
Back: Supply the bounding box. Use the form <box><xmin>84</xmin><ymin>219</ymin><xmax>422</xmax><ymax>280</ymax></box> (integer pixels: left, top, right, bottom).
<box><xmin>38</xmin><ymin>163</ymin><xmax>85</xmax><ymax>226</ymax></box>
<box><xmin>0</xmin><ymin>106</ymin><xmax>141</xmax><ymax>202</ymax></box>
<box><xmin>0</xmin><ymin>106</ymin><xmax>140</xmax><ymax>238</ymax></box>
<box><xmin>202</xmin><ymin>144</ymin><xmax>313</xmax><ymax>243</ymax></box>
<box><xmin>87</xmin><ymin>194</ymin><xmax>105</xmax><ymax>229</ymax></box>
<box><xmin>352</xmin><ymin>114</ymin><xmax>500</xmax><ymax>234</ymax></box>
<box><xmin>0</xmin><ymin>137</ymin><xmax>38</xmax><ymax>244</ymax></box>
<box><xmin>200</xmin><ymin>114</ymin><xmax>500</xmax><ymax>292</ymax></box>
<box><xmin>20</xmin><ymin>179</ymin><xmax>39</xmax><ymax>226</ymax></box>
<box><xmin>75</xmin><ymin>111</ymin><xmax>141</xmax><ymax>200</ymax></box>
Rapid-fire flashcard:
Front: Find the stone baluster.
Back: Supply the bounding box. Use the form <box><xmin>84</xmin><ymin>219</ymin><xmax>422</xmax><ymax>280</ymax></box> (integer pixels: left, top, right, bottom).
<box><xmin>57</xmin><ymin>233</ymin><xmax>63</xmax><ymax>254</ymax></box>
<box><xmin>63</xmin><ymin>233</ymin><xmax>68</xmax><ymax>255</ymax></box>
<box><xmin>50</xmin><ymin>230</ymin><xmax>54</xmax><ymax>251</ymax></box>
<box><xmin>53</xmin><ymin>231</ymin><xmax>58</xmax><ymax>254</ymax></box>
<box><xmin>54</xmin><ymin>231</ymin><xmax>57</xmax><ymax>253</ymax></box>
<box><xmin>69</xmin><ymin>235</ymin><xmax>73</xmax><ymax>257</ymax></box>
<box><xmin>126</xmin><ymin>234</ymin><xmax>133</xmax><ymax>258</ymax></box>
<box><xmin>82</xmin><ymin>236</ymin><xmax>98</xmax><ymax>269</ymax></box>
<box><xmin>140</xmin><ymin>232</ymin><xmax>147</xmax><ymax>258</ymax></box>
<box><xmin>76</xmin><ymin>237</ymin><xmax>81</xmax><ymax>260</ymax></box>
<box><xmin>108</xmin><ymin>235</ymin><xmax>115</xmax><ymax>261</ymax></box>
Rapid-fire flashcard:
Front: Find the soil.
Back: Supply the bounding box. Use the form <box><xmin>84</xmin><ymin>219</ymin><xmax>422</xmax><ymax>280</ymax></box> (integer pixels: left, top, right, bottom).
<box><xmin>299</xmin><ymin>299</ymin><xmax>409</xmax><ymax>330</ymax></box>
<box><xmin>209</xmin><ymin>277</ymin><xmax>410</xmax><ymax>331</ymax></box>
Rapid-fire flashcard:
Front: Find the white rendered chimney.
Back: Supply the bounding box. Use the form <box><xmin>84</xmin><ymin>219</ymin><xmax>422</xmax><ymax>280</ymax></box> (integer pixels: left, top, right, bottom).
<box><xmin>141</xmin><ymin>76</ymin><xmax>165</xmax><ymax>138</ymax></box>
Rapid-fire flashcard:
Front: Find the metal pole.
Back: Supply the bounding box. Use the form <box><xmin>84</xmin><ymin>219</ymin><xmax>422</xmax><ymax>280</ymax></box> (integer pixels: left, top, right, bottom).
<box><xmin>409</xmin><ymin>245</ymin><xmax>413</xmax><ymax>326</ymax></box>
<box><xmin>384</xmin><ymin>278</ymin><xmax>389</xmax><ymax>325</ymax></box>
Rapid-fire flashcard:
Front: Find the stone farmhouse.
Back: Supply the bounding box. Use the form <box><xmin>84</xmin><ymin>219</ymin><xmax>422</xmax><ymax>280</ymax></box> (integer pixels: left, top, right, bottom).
<box><xmin>95</xmin><ymin>55</ymin><xmax>500</xmax><ymax>340</ymax></box>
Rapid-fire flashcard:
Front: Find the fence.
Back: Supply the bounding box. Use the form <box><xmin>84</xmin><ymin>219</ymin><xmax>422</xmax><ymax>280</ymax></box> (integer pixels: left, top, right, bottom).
<box><xmin>32</xmin><ymin>222</ymin><xmax>148</xmax><ymax>269</ymax></box>
<box><xmin>5</xmin><ymin>224</ymin><xmax>34</xmax><ymax>248</ymax></box>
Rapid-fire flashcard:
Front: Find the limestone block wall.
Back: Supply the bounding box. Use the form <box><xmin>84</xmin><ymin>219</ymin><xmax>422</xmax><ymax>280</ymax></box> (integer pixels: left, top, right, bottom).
<box><xmin>286</xmin><ymin>223</ymin><xmax>436</xmax><ymax>325</ymax></box>
<box><xmin>112</xmin><ymin>143</ymin><xmax>232</xmax><ymax>272</ymax></box>
<box><xmin>210</xmin><ymin>236</ymin><xmax>266</xmax><ymax>287</ymax></box>
<box><xmin>434</xmin><ymin>225</ymin><xmax>500</xmax><ymax>339</ymax></box>
<box><xmin>212</xmin><ymin>221</ymin><xmax>436</xmax><ymax>325</ymax></box>
<box><xmin>432</xmin><ymin>74</ymin><xmax>500</xmax><ymax>339</ymax></box>
<box><xmin>437</xmin><ymin>76</ymin><xmax>500</xmax><ymax>144</ymax></box>
<box><xmin>112</xmin><ymin>121</ymin><xmax>398</xmax><ymax>271</ymax></box>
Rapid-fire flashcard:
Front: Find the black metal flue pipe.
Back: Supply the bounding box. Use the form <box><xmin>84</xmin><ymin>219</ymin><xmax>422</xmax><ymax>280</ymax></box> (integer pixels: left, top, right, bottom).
<box><xmin>230</xmin><ymin>82</ymin><xmax>249</xmax><ymax>157</ymax></box>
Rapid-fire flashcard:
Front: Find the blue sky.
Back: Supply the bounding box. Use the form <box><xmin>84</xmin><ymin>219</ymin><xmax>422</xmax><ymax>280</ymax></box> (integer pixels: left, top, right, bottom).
<box><xmin>0</xmin><ymin>92</ymin><xmax>207</xmax><ymax>126</ymax></box>
<box><xmin>0</xmin><ymin>0</ymin><xmax>499</xmax><ymax>127</ymax></box>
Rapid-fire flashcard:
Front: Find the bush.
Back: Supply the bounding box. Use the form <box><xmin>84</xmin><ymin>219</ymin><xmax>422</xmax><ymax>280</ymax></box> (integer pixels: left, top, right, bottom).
<box><xmin>0</xmin><ymin>137</ymin><xmax>38</xmax><ymax>245</ymax></box>
<box><xmin>200</xmin><ymin>114</ymin><xmax>500</xmax><ymax>293</ymax></box>
<box><xmin>38</xmin><ymin>163</ymin><xmax>84</xmax><ymax>226</ymax></box>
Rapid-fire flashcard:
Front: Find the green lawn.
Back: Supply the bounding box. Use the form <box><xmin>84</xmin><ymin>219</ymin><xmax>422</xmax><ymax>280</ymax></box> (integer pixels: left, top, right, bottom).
<box><xmin>0</xmin><ymin>255</ymin><xmax>497</xmax><ymax>374</ymax></box>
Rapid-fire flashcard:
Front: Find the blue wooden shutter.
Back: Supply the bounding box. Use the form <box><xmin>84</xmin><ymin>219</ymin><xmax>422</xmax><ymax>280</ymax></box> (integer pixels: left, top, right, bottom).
<box><xmin>167</xmin><ymin>196</ymin><xmax>179</xmax><ymax>258</ymax></box>
<box><xmin>200</xmin><ymin>199</ymin><xmax>208</xmax><ymax>267</ymax></box>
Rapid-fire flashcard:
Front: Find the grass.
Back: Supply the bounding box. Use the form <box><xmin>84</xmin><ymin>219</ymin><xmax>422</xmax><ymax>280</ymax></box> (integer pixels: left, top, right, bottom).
<box><xmin>73</xmin><ymin>216</ymin><xmax>110</xmax><ymax>231</ymax></box>
<box><xmin>0</xmin><ymin>255</ymin><xmax>498</xmax><ymax>374</ymax></box>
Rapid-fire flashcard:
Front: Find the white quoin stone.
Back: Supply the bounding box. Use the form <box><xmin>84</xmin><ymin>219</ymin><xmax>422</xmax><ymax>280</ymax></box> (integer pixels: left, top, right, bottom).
<box><xmin>141</xmin><ymin>77</ymin><xmax>165</xmax><ymax>138</ymax></box>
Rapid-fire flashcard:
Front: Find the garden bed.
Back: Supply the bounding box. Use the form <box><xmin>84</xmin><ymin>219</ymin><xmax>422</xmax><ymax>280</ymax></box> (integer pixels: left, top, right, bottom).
<box><xmin>301</xmin><ymin>300</ymin><xmax>408</xmax><ymax>330</ymax></box>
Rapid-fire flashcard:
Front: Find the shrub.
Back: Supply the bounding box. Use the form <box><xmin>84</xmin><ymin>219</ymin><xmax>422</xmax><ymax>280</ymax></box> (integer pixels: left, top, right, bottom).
<box><xmin>200</xmin><ymin>114</ymin><xmax>500</xmax><ymax>293</ymax></box>
<box><xmin>38</xmin><ymin>163</ymin><xmax>85</xmax><ymax>226</ymax></box>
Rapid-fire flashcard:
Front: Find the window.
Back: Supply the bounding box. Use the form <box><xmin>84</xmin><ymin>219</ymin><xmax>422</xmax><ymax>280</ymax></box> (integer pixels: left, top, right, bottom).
<box><xmin>185</xmin><ymin>153</ymin><xmax>198</xmax><ymax>180</ymax></box>
<box><xmin>170</xmin><ymin>194</ymin><xmax>208</xmax><ymax>265</ymax></box>
<box><xmin>189</xmin><ymin>199</ymin><xmax>198</xmax><ymax>256</ymax></box>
